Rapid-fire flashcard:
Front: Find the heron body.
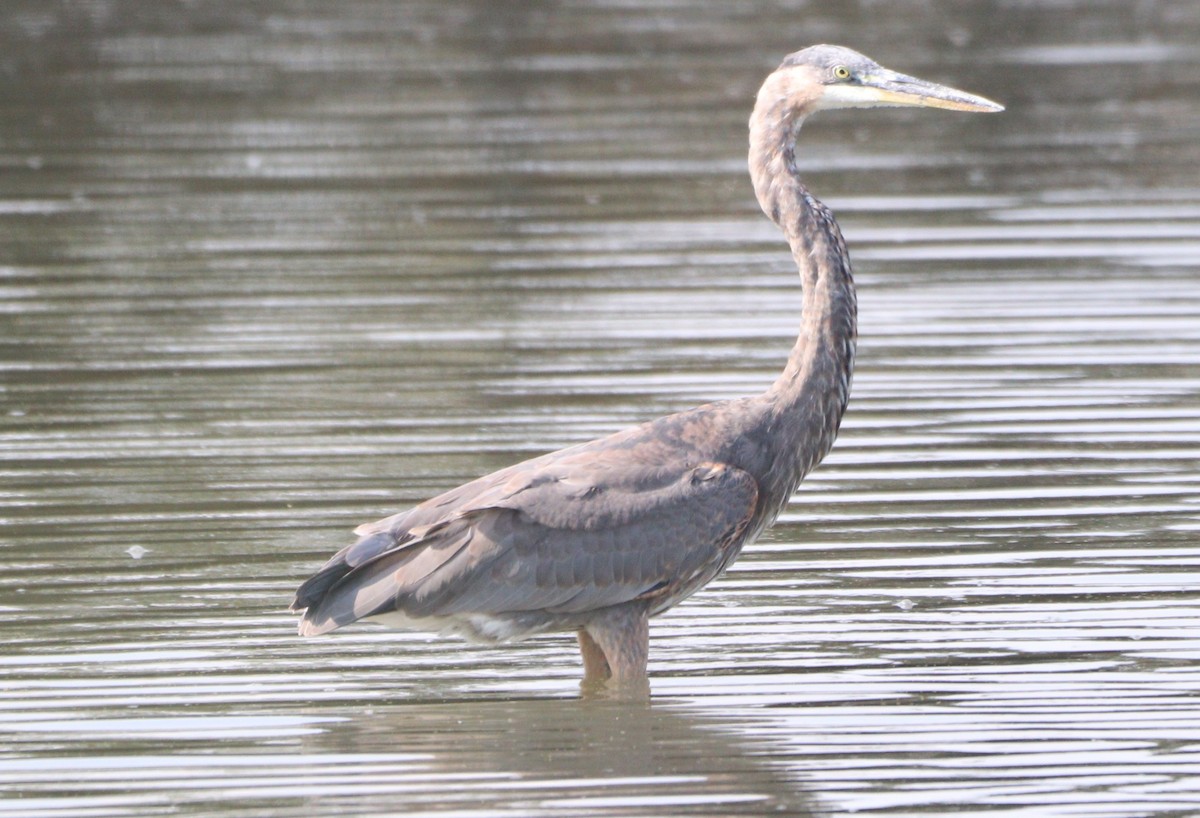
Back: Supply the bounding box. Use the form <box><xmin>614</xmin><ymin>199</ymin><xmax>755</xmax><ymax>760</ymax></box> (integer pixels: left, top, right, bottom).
<box><xmin>291</xmin><ymin>45</ymin><xmax>1002</xmax><ymax>694</ymax></box>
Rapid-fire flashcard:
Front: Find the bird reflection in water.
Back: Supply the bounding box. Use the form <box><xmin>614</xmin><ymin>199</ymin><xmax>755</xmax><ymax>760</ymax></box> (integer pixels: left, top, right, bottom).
<box><xmin>292</xmin><ymin>45</ymin><xmax>1002</xmax><ymax>697</ymax></box>
<box><xmin>303</xmin><ymin>698</ymin><xmax>823</xmax><ymax>816</ymax></box>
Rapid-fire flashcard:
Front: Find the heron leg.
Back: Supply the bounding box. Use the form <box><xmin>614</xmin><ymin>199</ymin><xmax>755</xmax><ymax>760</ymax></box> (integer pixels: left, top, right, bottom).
<box><xmin>577</xmin><ymin>628</ymin><xmax>611</xmax><ymax>682</ymax></box>
<box><xmin>578</xmin><ymin>606</ymin><xmax>649</xmax><ymax>698</ymax></box>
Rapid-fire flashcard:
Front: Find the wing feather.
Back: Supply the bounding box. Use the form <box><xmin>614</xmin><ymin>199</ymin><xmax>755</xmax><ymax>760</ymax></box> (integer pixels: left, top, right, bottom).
<box><xmin>295</xmin><ymin>458</ymin><xmax>759</xmax><ymax>636</ymax></box>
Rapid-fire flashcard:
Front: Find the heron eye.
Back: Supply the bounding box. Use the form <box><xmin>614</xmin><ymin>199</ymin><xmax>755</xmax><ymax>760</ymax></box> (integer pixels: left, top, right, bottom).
<box><xmin>833</xmin><ymin>65</ymin><xmax>851</xmax><ymax>80</ymax></box>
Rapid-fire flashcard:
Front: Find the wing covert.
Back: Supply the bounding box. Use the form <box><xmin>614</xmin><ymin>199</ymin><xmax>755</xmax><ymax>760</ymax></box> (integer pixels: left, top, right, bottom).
<box><xmin>296</xmin><ymin>460</ymin><xmax>759</xmax><ymax>635</ymax></box>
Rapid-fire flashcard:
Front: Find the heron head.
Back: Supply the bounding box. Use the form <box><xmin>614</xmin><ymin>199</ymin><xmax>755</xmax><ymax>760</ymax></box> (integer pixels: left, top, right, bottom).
<box><xmin>771</xmin><ymin>44</ymin><xmax>1003</xmax><ymax>115</ymax></box>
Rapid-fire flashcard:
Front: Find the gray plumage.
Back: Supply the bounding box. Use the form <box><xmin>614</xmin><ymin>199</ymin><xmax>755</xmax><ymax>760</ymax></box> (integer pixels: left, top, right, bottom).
<box><xmin>291</xmin><ymin>45</ymin><xmax>1002</xmax><ymax>692</ymax></box>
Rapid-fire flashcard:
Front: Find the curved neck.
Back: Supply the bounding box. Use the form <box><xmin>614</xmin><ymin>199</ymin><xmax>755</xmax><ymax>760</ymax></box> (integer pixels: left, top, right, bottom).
<box><xmin>748</xmin><ymin>78</ymin><xmax>858</xmax><ymax>478</ymax></box>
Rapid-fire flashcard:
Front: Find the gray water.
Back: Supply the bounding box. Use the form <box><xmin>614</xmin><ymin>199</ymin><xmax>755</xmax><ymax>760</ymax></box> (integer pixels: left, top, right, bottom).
<box><xmin>3</xmin><ymin>1</ymin><xmax>1200</xmax><ymax>815</ymax></box>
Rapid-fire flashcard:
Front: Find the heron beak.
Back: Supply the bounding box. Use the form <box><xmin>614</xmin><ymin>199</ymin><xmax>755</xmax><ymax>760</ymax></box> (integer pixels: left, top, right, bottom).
<box><xmin>822</xmin><ymin>68</ymin><xmax>1004</xmax><ymax>113</ymax></box>
<box><xmin>864</xmin><ymin>68</ymin><xmax>1004</xmax><ymax>112</ymax></box>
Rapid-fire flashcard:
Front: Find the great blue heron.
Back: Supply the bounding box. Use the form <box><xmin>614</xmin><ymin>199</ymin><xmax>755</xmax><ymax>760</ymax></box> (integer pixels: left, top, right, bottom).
<box><xmin>291</xmin><ymin>45</ymin><xmax>1002</xmax><ymax>695</ymax></box>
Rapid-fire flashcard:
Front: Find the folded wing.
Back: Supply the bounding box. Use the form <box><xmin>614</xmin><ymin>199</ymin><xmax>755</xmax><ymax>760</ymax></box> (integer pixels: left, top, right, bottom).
<box><xmin>292</xmin><ymin>452</ymin><xmax>759</xmax><ymax>637</ymax></box>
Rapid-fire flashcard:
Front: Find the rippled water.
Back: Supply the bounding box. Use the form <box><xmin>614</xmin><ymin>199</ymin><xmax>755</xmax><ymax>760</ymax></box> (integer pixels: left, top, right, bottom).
<box><xmin>3</xmin><ymin>1</ymin><xmax>1200</xmax><ymax>815</ymax></box>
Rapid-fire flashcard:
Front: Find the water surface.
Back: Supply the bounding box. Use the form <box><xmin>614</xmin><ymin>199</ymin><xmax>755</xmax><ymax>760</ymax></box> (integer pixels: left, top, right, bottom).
<box><xmin>2</xmin><ymin>1</ymin><xmax>1199</xmax><ymax>815</ymax></box>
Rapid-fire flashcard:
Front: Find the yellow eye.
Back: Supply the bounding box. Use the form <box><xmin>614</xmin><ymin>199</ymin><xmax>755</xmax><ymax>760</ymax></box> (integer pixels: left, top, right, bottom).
<box><xmin>833</xmin><ymin>65</ymin><xmax>851</xmax><ymax>80</ymax></box>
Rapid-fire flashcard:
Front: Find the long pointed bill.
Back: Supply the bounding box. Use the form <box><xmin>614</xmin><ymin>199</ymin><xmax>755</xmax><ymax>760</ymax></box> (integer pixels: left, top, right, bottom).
<box><xmin>823</xmin><ymin>68</ymin><xmax>1004</xmax><ymax>113</ymax></box>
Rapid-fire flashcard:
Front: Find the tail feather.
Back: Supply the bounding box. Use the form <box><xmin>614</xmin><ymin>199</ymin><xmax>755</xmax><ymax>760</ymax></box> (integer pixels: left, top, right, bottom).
<box><xmin>291</xmin><ymin>531</ymin><xmax>397</xmax><ymax>617</ymax></box>
<box><xmin>292</xmin><ymin>525</ymin><xmax>472</xmax><ymax>636</ymax></box>
<box><xmin>290</xmin><ymin>560</ymin><xmax>352</xmax><ymax>614</ymax></box>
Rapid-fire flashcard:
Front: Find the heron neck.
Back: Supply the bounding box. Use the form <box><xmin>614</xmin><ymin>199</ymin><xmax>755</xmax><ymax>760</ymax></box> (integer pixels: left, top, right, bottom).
<box><xmin>748</xmin><ymin>98</ymin><xmax>858</xmax><ymax>478</ymax></box>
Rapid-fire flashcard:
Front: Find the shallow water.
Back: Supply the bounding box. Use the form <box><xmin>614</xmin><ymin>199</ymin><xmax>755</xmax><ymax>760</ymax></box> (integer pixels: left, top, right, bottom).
<box><xmin>3</xmin><ymin>1</ymin><xmax>1200</xmax><ymax>815</ymax></box>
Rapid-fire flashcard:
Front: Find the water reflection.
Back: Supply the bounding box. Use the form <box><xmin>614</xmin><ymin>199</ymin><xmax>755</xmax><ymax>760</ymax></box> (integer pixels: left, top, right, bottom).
<box><xmin>302</xmin><ymin>700</ymin><xmax>820</xmax><ymax>816</ymax></box>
